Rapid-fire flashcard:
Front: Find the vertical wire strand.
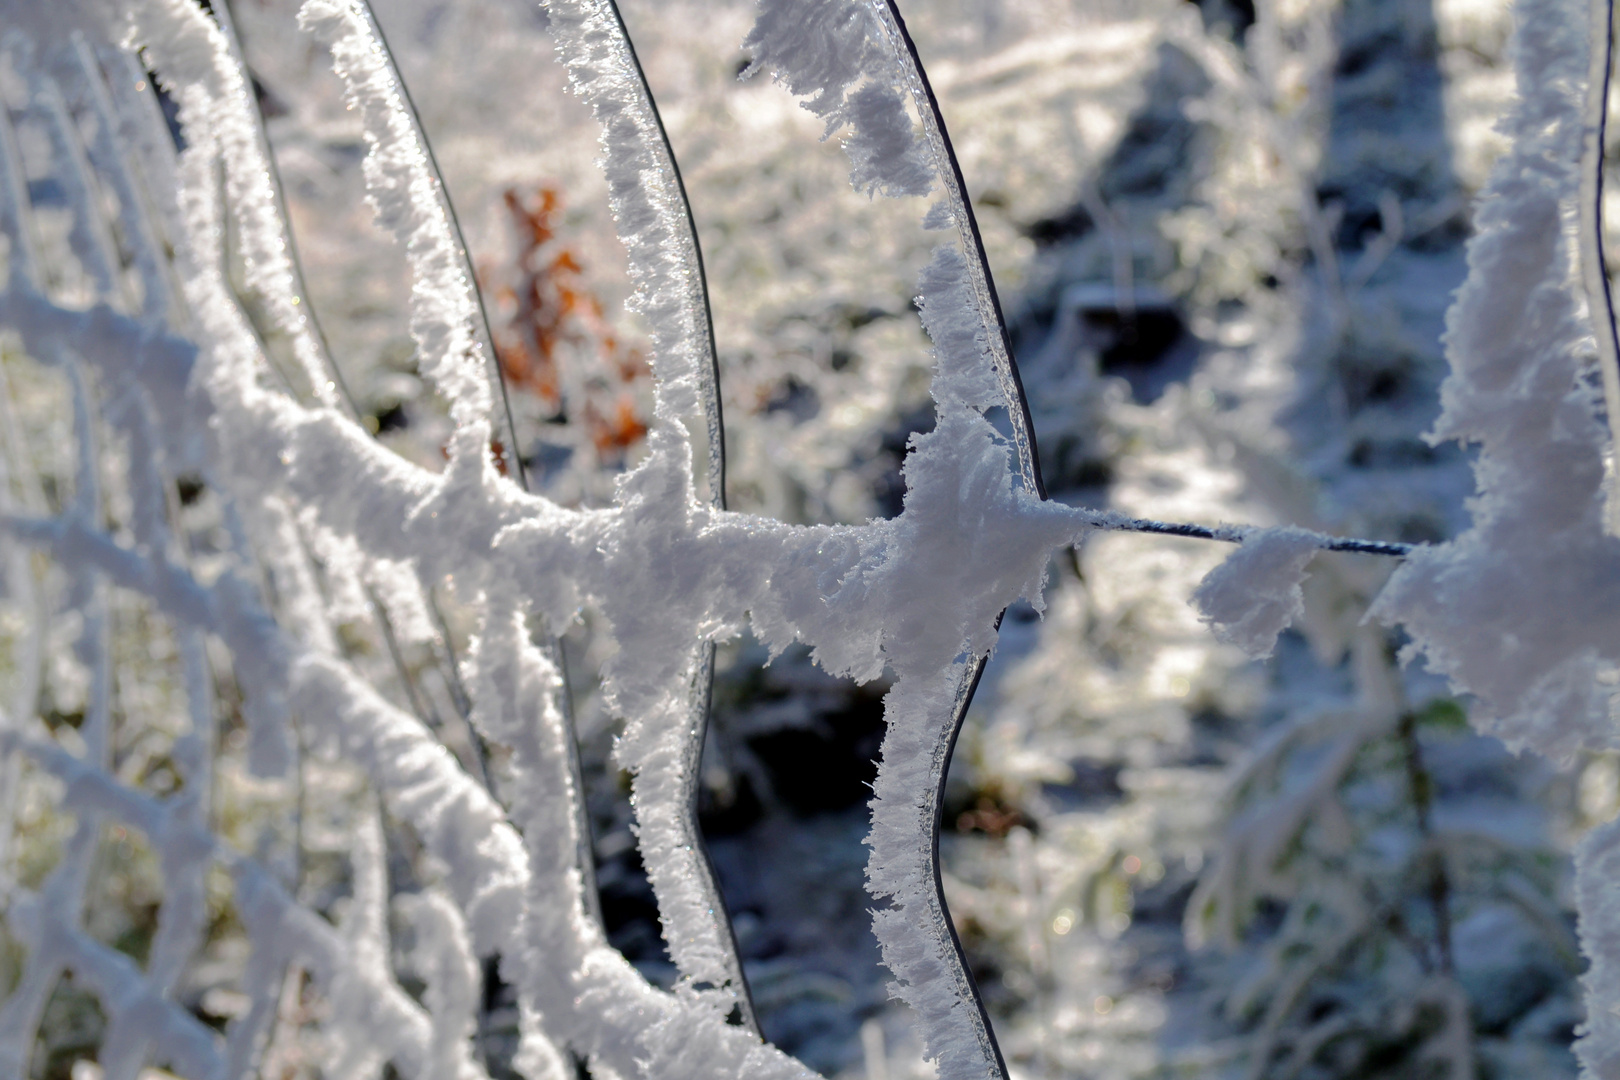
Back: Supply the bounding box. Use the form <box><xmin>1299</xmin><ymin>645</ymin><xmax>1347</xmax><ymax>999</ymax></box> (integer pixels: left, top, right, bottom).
<box><xmin>602</xmin><ymin>0</ymin><xmax>759</xmax><ymax>1032</ymax></box>
<box><xmin>354</xmin><ymin>0</ymin><xmax>528</xmax><ymax>489</ymax></box>
<box><xmin>866</xmin><ymin>4</ymin><xmax>1052</xmax><ymax>1075</ymax></box>
<box><xmin>355</xmin><ymin>2</ymin><xmax>616</xmax><ymax>970</ymax></box>
<box><xmin>1583</xmin><ymin>0</ymin><xmax>1620</xmax><ymax>532</ymax></box>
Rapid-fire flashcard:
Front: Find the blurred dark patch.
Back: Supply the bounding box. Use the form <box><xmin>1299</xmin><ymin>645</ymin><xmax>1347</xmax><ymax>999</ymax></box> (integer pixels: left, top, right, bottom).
<box><xmin>35</xmin><ymin>976</ymin><xmax>106</xmax><ymax>1080</ymax></box>
<box><xmin>763</xmin><ymin>376</ymin><xmax>820</xmax><ymax>423</ymax></box>
<box><xmin>175</xmin><ymin>474</ymin><xmax>205</xmax><ymax>505</ymax></box>
<box><xmin>43</xmin><ymin>709</ymin><xmax>86</xmax><ymax>733</ymax></box>
<box><xmin>1189</xmin><ymin>0</ymin><xmax>1256</xmax><ymax>37</ymax></box>
<box><xmin>1063</xmin><ymin>457</ymin><xmax>1115</xmax><ymax>490</ymax></box>
<box><xmin>873</xmin><ymin>406</ymin><xmax>936</xmax><ymax>518</ymax></box>
<box><xmin>1067</xmin><ymin>284</ymin><xmax>1196</xmax><ymax>405</ymax></box>
<box><xmin>946</xmin><ymin>780</ymin><xmax>1033</xmax><ymax>837</ymax></box>
<box><xmin>1319</xmin><ymin>189</ymin><xmax>1385</xmax><ymax>250</ymax></box>
<box><xmin>250</xmin><ymin>72</ymin><xmax>288</xmax><ymax>120</ymax></box>
<box><xmin>1189</xmin><ymin>705</ymin><xmax>1243</xmax><ymax>738</ymax></box>
<box><xmin>837</xmin><ymin>303</ymin><xmax>894</xmax><ymax>330</ymax></box>
<box><xmin>373</xmin><ymin>402</ymin><xmax>409</xmax><ymax>433</ymax></box>
<box><xmin>1099</xmin><ymin>45</ymin><xmax>1208</xmax><ymax>202</ymax></box>
<box><xmin>1129</xmin><ymin>875</ymin><xmax>1199</xmax><ymax>928</ymax></box>
<box><xmin>1395</xmin><ymin>514</ymin><xmax>1447</xmax><ymax>545</ymax></box>
<box><xmin>594</xmin><ymin>832</ymin><xmax>675</xmax><ymax>980</ymax></box>
<box><xmin>1023</xmin><ymin>204</ymin><xmax>1095</xmax><ymax>247</ymax></box>
<box><xmin>472</xmin><ymin>957</ymin><xmax>525</xmax><ymax>1079</ymax></box>
<box><xmin>1346</xmin><ymin>437</ymin><xmax>1438</xmax><ymax>470</ymax></box>
<box><xmin>1098</xmin><ymin>308</ymin><xmax>1187</xmax><ymax>375</ymax></box>
<box><xmin>1039</xmin><ymin>758</ymin><xmax>1126</xmax><ymax>813</ymax></box>
<box><xmin>746</xmin><ymin>692</ymin><xmax>885</xmax><ymax>815</ymax></box>
<box><xmin>699</xmin><ymin>768</ymin><xmax>765</xmax><ymax>836</ymax></box>
<box><xmin>524</xmin><ymin>440</ymin><xmax>576</xmax><ymax>487</ymax></box>
<box><xmin>954</xmin><ymin>795</ymin><xmax>1032</xmax><ymax>837</ymax></box>
<box><xmin>26</xmin><ymin>178</ymin><xmax>66</xmax><ymax>207</ymax></box>
<box><xmin>149</xmin><ymin>69</ymin><xmax>186</xmax><ymax>152</ymax></box>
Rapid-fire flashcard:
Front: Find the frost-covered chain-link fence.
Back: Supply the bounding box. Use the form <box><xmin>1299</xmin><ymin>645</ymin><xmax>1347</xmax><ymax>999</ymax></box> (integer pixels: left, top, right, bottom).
<box><xmin>0</xmin><ymin>0</ymin><xmax>1618</xmax><ymax>1077</ymax></box>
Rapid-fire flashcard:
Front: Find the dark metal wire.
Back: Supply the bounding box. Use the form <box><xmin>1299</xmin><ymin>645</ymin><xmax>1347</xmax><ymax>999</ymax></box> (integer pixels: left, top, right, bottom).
<box><xmin>215</xmin><ymin>0</ymin><xmax>362</xmax><ymax>421</ymax></box>
<box><xmin>1592</xmin><ymin>0</ymin><xmax>1620</xmax><ymax>436</ymax></box>
<box><xmin>604</xmin><ymin>0</ymin><xmax>729</xmax><ymax>512</ymax></box>
<box><xmin>358</xmin><ymin>0</ymin><xmax>530</xmax><ymax>491</ymax></box>
<box><xmin>1096</xmin><ymin>515</ymin><xmax>1414</xmax><ymax>557</ymax></box>
<box><xmin>870</xmin><ymin>6</ymin><xmax>1412</xmax><ymax>1077</ymax></box>
<box><xmin>871</xmin><ymin>4</ymin><xmax>1038</xmax><ymax>1074</ymax></box>
<box><xmin>879</xmin><ymin>0</ymin><xmax>1046</xmax><ymax>500</ymax></box>
<box><xmin>601</xmin><ymin>0</ymin><xmax>758</xmax><ymax>1033</ymax></box>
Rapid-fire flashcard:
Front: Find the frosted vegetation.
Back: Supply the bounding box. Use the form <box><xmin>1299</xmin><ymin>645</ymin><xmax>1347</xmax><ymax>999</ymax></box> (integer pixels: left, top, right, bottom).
<box><xmin>0</xmin><ymin>0</ymin><xmax>1617</xmax><ymax>1078</ymax></box>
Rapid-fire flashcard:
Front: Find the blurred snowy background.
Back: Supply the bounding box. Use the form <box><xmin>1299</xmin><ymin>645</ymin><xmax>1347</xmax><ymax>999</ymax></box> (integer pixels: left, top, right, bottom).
<box><xmin>5</xmin><ymin>0</ymin><xmax>1609</xmax><ymax>1076</ymax></box>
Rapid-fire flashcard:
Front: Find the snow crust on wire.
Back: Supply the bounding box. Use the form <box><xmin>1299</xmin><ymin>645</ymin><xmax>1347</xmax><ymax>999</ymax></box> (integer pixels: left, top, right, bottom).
<box><xmin>739</xmin><ymin>0</ymin><xmax>1064</xmax><ymax>1072</ymax></box>
<box><xmin>298</xmin><ymin>0</ymin><xmax>492</xmax><ymax>431</ymax></box>
<box><xmin>1193</xmin><ymin>526</ymin><xmax>1319</xmax><ymax>658</ymax></box>
<box><xmin>540</xmin><ymin>0</ymin><xmax>756</xmax><ymax>1013</ymax></box>
<box><xmin>1364</xmin><ymin>0</ymin><xmax>1620</xmax><ymax>1071</ymax></box>
<box><xmin>0</xmin><ymin>3</ymin><xmax>688</xmax><ymax>1076</ymax></box>
<box><xmin>741</xmin><ymin>0</ymin><xmax>934</xmax><ymax>198</ymax></box>
<box><xmin>111</xmin><ymin>0</ymin><xmax>335</xmax><ymax>404</ymax></box>
<box><xmin>1369</xmin><ymin>0</ymin><xmax>1620</xmax><ymax>765</ymax></box>
<box><xmin>0</xmin><ymin>0</ymin><xmax>816</xmax><ymax>1074</ymax></box>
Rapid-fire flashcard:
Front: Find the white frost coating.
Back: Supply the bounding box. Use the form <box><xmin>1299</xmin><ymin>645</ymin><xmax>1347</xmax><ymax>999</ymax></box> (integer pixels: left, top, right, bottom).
<box><xmin>543</xmin><ymin>0</ymin><xmax>712</xmax><ymax>428</ymax></box>
<box><xmin>915</xmin><ymin>246</ymin><xmax>1004</xmax><ymax>409</ymax></box>
<box><xmin>1193</xmin><ymin>526</ymin><xmax>1319</xmax><ymax>659</ymax></box>
<box><xmin>0</xmin><ymin>266</ymin><xmax>1381</xmax><ymax>1080</ymax></box>
<box><xmin>742</xmin><ymin>0</ymin><xmax>933</xmax><ymax>198</ymax></box>
<box><xmin>0</xmin><ymin>29</ymin><xmax>232</xmax><ymax>1072</ymax></box>
<box><xmin>739</xmin><ymin>2</ymin><xmax>1045</xmax><ymax>1071</ymax></box>
<box><xmin>95</xmin><ymin>625</ymin><xmax>215</xmax><ymax>1080</ymax></box>
<box><xmin>299</xmin><ymin>513</ymin><xmax>435</xmax><ymax>642</ymax></box>
<box><xmin>858</xmin><ymin>414</ymin><xmax>1074</xmax><ymax>1080</ymax></box>
<box><xmin>1364</xmin><ymin>0</ymin><xmax>1620</xmax><ymax>1072</ymax></box>
<box><xmin>27</xmin><ymin>3</ymin><xmax>527</xmax><ymax>1074</ymax></box>
<box><xmin>66</xmin><ymin>1</ymin><xmax>820</xmax><ymax>1071</ymax></box>
<box><xmin>403</xmin><ymin>889</ymin><xmax>486</xmax><ymax>1080</ymax></box>
<box><xmin>24</xmin><ymin>65</ymin><xmax>123</xmax><ymax>300</ymax></box>
<box><xmin>463</xmin><ymin>593</ymin><xmax>814</xmax><ymax>1080</ymax></box>
<box><xmin>1370</xmin><ymin>0</ymin><xmax>1620</xmax><ymax>766</ymax></box>
<box><xmin>0</xmin><ymin>713</ymin><xmax>461</xmax><ymax>1078</ymax></box>
<box><xmin>1578</xmin><ymin>815</ymin><xmax>1620</xmax><ymax>1078</ymax></box>
<box><xmin>121</xmin><ymin>0</ymin><xmax>336</xmax><ymax>404</ymax></box>
<box><xmin>68</xmin><ymin>36</ymin><xmax>177</xmax><ymax>327</ymax></box>
<box><xmin>1580</xmin><ymin>0</ymin><xmax>1620</xmax><ymax>536</ymax></box>
<box><xmin>540</xmin><ymin>0</ymin><xmax>749</xmax><ymax>1009</ymax></box>
<box><xmin>325</xmin><ymin>807</ymin><xmax>401</xmax><ymax>1079</ymax></box>
<box><xmin>368</xmin><ymin>555</ymin><xmax>439</xmax><ymax>645</ymax></box>
<box><xmin>0</xmin><ymin>349</ymin><xmax>43</xmax><ymax>909</ymax></box>
<box><xmin>300</xmin><ymin>511</ymin><xmax>375</xmax><ymax>625</ymax></box>
<box><xmin>0</xmin><ymin>525</ymin><xmax>481</xmax><ymax>1078</ymax></box>
<box><xmin>865</xmin><ymin>667</ymin><xmax>991</xmax><ymax>1080</ymax></box>
<box><xmin>297</xmin><ymin>0</ymin><xmax>491</xmax><ymax>432</ymax></box>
